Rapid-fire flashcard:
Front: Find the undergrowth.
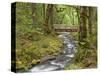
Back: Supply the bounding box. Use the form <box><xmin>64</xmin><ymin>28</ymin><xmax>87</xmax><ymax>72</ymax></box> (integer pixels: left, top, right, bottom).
<box><xmin>16</xmin><ymin>29</ymin><xmax>63</xmax><ymax>71</ymax></box>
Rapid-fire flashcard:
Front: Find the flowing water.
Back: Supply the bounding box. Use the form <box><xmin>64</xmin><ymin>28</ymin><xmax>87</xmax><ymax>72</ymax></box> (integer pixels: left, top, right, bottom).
<box><xmin>29</xmin><ymin>32</ymin><xmax>76</xmax><ymax>72</ymax></box>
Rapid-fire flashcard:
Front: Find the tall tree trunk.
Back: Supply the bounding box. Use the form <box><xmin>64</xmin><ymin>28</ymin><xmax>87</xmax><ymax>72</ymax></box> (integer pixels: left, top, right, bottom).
<box><xmin>88</xmin><ymin>7</ymin><xmax>93</xmax><ymax>37</ymax></box>
<box><xmin>71</xmin><ymin>8</ymin><xmax>75</xmax><ymax>25</ymax></box>
<box><xmin>72</xmin><ymin>11</ymin><xmax>74</xmax><ymax>25</ymax></box>
<box><xmin>43</xmin><ymin>4</ymin><xmax>45</xmax><ymax>22</ymax></box>
<box><xmin>74</xmin><ymin>6</ymin><xmax>81</xmax><ymax>44</ymax></box>
<box><xmin>44</xmin><ymin>4</ymin><xmax>54</xmax><ymax>34</ymax></box>
<box><xmin>32</xmin><ymin>3</ymin><xmax>36</xmax><ymax>26</ymax></box>
<box><xmin>49</xmin><ymin>4</ymin><xmax>54</xmax><ymax>32</ymax></box>
<box><xmin>60</xmin><ymin>14</ymin><xmax>65</xmax><ymax>24</ymax></box>
<box><xmin>79</xmin><ymin>7</ymin><xmax>87</xmax><ymax>41</ymax></box>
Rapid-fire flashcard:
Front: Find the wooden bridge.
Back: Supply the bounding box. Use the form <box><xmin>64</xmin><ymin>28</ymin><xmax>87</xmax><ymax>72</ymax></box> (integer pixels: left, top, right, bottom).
<box><xmin>54</xmin><ymin>24</ymin><xmax>79</xmax><ymax>32</ymax></box>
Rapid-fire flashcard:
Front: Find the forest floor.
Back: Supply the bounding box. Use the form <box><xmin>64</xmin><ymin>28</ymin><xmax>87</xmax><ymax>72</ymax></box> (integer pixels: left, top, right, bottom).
<box><xmin>15</xmin><ymin>28</ymin><xmax>97</xmax><ymax>71</ymax></box>
<box><xmin>16</xmin><ymin>29</ymin><xmax>63</xmax><ymax>71</ymax></box>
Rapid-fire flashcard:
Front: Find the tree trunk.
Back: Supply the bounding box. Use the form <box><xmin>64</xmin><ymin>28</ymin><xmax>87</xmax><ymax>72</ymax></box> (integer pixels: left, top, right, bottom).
<box><xmin>49</xmin><ymin>4</ymin><xmax>54</xmax><ymax>33</ymax></box>
<box><xmin>88</xmin><ymin>7</ymin><xmax>93</xmax><ymax>36</ymax></box>
<box><xmin>43</xmin><ymin>4</ymin><xmax>45</xmax><ymax>21</ymax></box>
<box><xmin>60</xmin><ymin>14</ymin><xmax>65</xmax><ymax>24</ymax></box>
<box><xmin>44</xmin><ymin>4</ymin><xmax>54</xmax><ymax>34</ymax></box>
<box><xmin>79</xmin><ymin>7</ymin><xmax>87</xmax><ymax>41</ymax></box>
<box><xmin>32</xmin><ymin>3</ymin><xmax>36</xmax><ymax>26</ymax></box>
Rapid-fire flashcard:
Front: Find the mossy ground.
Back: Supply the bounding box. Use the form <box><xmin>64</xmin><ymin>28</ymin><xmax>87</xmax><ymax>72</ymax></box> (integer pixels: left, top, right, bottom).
<box><xmin>16</xmin><ymin>30</ymin><xmax>63</xmax><ymax>71</ymax></box>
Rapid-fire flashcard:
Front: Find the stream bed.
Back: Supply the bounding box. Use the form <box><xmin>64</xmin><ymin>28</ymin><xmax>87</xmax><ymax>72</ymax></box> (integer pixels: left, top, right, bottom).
<box><xmin>29</xmin><ymin>32</ymin><xmax>76</xmax><ymax>72</ymax></box>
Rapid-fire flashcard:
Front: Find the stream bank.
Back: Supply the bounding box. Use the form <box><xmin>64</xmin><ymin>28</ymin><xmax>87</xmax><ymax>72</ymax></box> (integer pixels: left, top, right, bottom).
<box><xmin>29</xmin><ymin>32</ymin><xmax>76</xmax><ymax>72</ymax></box>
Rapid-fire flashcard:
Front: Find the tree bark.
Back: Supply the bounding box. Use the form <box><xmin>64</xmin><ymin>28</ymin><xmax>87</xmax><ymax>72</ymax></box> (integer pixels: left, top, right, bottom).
<box><xmin>44</xmin><ymin>4</ymin><xmax>54</xmax><ymax>34</ymax></box>
<box><xmin>88</xmin><ymin>7</ymin><xmax>93</xmax><ymax>36</ymax></box>
<box><xmin>79</xmin><ymin>7</ymin><xmax>87</xmax><ymax>41</ymax></box>
<box><xmin>32</xmin><ymin>3</ymin><xmax>36</xmax><ymax>26</ymax></box>
<box><xmin>43</xmin><ymin>4</ymin><xmax>45</xmax><ymax>21</ymax></box>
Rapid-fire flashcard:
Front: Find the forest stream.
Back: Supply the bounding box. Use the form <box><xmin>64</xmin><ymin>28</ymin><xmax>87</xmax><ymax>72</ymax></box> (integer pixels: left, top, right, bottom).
<box><xmin>13</xmin><ymin>3</ymin><xmax>97</xmax><ymax>73</ymax></box>
<box><xmin>29</xmin><ymin>32</ymin><xmax>76</xmax><ymax>72</ymax></box>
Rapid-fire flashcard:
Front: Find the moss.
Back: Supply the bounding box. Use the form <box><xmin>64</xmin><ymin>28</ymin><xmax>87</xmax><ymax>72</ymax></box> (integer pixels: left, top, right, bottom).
<box><xmin>16</xmin><ymin>31</ymin><xmax>63</xmax><ymax>71</ymax></box>
<box><xmin>65</xmin><ymin>63</ymin><xmax>83</xmax><ymax>70</ymax></box>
